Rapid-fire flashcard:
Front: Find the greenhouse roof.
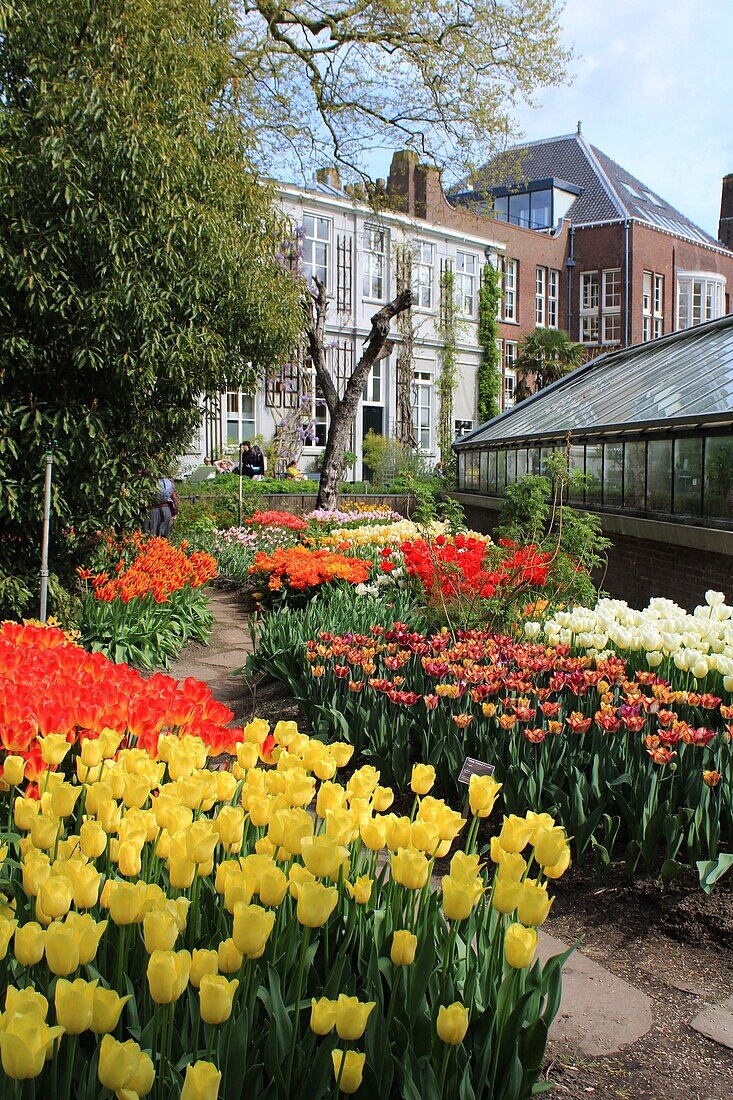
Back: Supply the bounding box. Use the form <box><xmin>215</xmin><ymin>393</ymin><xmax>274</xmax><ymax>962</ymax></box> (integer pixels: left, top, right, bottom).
<box><xmin>455</xmin><ymin>313</ymin><xmax>733</xmax><ymax>448</ymax></box>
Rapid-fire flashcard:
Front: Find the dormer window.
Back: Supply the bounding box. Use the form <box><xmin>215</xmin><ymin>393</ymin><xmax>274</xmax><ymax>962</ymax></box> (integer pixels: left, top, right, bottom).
<box><xmin>491</xmin><ymin>178</ymin><xmax>580</xmax><ymax>231</ymax></box>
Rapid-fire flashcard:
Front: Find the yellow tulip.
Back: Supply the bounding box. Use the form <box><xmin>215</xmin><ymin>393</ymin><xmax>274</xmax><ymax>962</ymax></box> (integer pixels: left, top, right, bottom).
<box><xmin>98</xmin><ymin>1034</ymin><xmax>141</xmax><ymax>1092</ymax></box>
<box><xmin>50</xmin><ymin>782</ymin><xmax>81</xmax><ymax>819</ymax></box>
<box><xmin>347</xmin><ymin>766</ymin><xmax>379</xmax><ymax>799</ymax></box>
<box><xmin>70</xmin><ymin>863</ymin><xmax>101</xmax><ymax>910</ymax></box>
<box><xmin>108</xmin><ymin>882</ymin><xmax>146</xmax><ymax>926</ymax></box>
<box><xmin>232</xmin><ymin>903</ymin><xmax>275</xmax><ymax>958</ymax></box>
<box><xmin>0</xmin><ymin>1016</ymin><xmax>63</xmax><ymax>1079</ymax></box>
<box><xmin>344</xmin><ymin>875</ymin><xmax>373</xmax><ymax>905</ymax></box>
<box><xmin>90</xmin><ymin>988</ymin><xmax>131</xmax><ymax>1034</ymax></box>
<box><xmin>410</xmin><ymin>819</ymin><xmax>440</xmax><ymax>854</ymax></box>
<box><xmin>334</xmin><ymin>994</ymin><xmax>375</xmax><ymax>1041</ymax></box>
<box><xmin>214</xmin><ymin>807</ymin><xmax>245</xmax><ymax>850</ymax></box>
<box><xmin>268</xmin><ymin>808</ymin><xmax>314</xmax><ymax>856</ymax></box>
<box><xmin>168</xmin><ymin>854</ymin><xmax>197</xmax><ymax>890</ymax></box>
<box><xmin>80</xmin><ymin>738</ymin><xmax>103</xmax><ymax>768</ymax></box>
<box><xmin>14</xmin><ymin>796</ymin><xmax>40</xmax><ymax>831</ymax></box>
<box><xmin>383</xmin><ymin>814</ymin><xmax>412</xmax><ymax>851</ymax></box>
<box><xmin>330</xmin><ymin>742</ymin><xmax>354</xmax><ymax>768</ymax></box>
<box><xmin>236</xmin><ymin>743</ymin><xmax>260</xmax><ymax>772</ymax></box>
<box><xmin>468</xmin><ymin>774</ymin><xmax>502</xmax><ymax>818</ymax></box>
<box><xmin>181</xmin><ymin>1060</ymin><xmax>221</xmax><ymax>1100</ymax></box>
<box><xmin>310</xmin><ymin>996</ymin><xmax>337</xmax><ymax>1035</ymax></box>
<box><xmin>436</xmin><ymin>1002</ymin><xmax>469</xmax><ymax>1045</ymax></box>
<box><xmin>390</xmin><ymin>847</ymin><xmax>430</xmax><ymax>890</ymax></box>
<box><xmin>54</xmin><ymin>977</ymin><xmax>98</xmax><ymax>1034</ymax></box>
<box><xmin>0</xmin><ymin>916</ymin><xmax>18</xmax><ymax>960</ymax></box>
<box><xmin>39</xmin><ymin>733</ymin><xmax>72</xmax><ymax>766</ymax></box>
<box><xmin>410</xmin><ymin>764</ymin><xmax>436</xmax><ymax>796</ymax></box>
<box><xmin>185</xmin><ymin>820</ymin><xmax>219</xmax><ymax>865</ymax></box>
<box><xmin>117</xmin><ymin>840</ymin><xmax>143</xmax><ymax>878</ymax></box>
<box><xmin>28</xmin><ymin>814</ymin><xmax>61</xmax><ymax>851</ymax></box>
<box><xmin>543</xmin><ymin>847</ymin><xmax>572</xmax><ymax>880</ymax></box>
<box><xmin>216</xmin><ymin>770</ymin><xmax>238</xmax><ymax>803</ymax></box>
<box><xmin>243</xmin><ymin>718</ymin><xmax>270</xmax><ymax>745</ymax></box>
<box><xmin>217</xmin><ymin>938</ymin><xmax>244</xmax><ymax>974</ymax></box>
<box><xmin>497</xmin><ymin>815</ymin><xmax>533</xmax><ymax>854</ymax></box>
<box><xmin>491</xmin><ymin>878</ymin><xmax>521</xmax><ymax>915</ymax></box>
<box><xmin>504</xmin><ymin>923</ymin><xmax>538</xmax><ymax>969</ymax></box>
<box><xmin>190</xmin><ymin>948</ymin><xmax>219</xmax><ymax>989</ymax></box>
<box><xmin>532</xmin><ymin>826</ymin><xmax>569</xmax><ymax>868</ymax></box>
<box><xmin>2</xmin><ymin>755</ymin><xmax>25</xmax><ymax>786</ymax></box>
<box><xmin>287</xmin><ymin>863</ymin><xmax>316</xmax><ymax>899</ymax></box>
<box><xmin>441</xmin><ymin>875</ymin><xmax>483</xmax><ymax>921</ymax></box>
<box><xmin>143</xmin><ymin>910</ymin><xmax>180</xmax><ymax>954</ymax></box>
<box><xmin>44</xmin><ymin>920</ymin><xmax>80</xmax><ymax>975</ymax></box>
<box><xmin>359</xmin><ymin>819</ymin><xmax>386</xmax><ymax>852</ymax></box>
<box><xmin>516</xmin><ymin>880</ymin><xmax>553</xmax><ymax>927</ymax></box>
<box><xmin>147</xmin><ymin>949</ymin><xmax>192</xmax><ymax>1004</ymax></box>
<box><xmin>524</xmin><ymin>811</ymin><xmax>555</xmax><ymax>842</ymax></box>
<box><xmin>199</xmin><ymin>975</ymin><xmax>239</xmax><ymax>1025</ymax></box>
<box><xmin>390</xmin><ymin>929</ymin><xmax>417</xmax><ymax>967</ymax></box>
<box><xmin>128</xmin><ymin>1050</ymin><xmax>156</xmax><ymax>1097</ymax></box>
<box><xmin>258</xmin><ymin>867</ymin><xmax>288</xmax><ymax>908</ymax></box>
<box><xmin>14</xmin><ymin>922</ymin><xmax>45</xmax><ymax>966</ymax></box>
<box><xmin>331</xmin><ymin>1049</ymin><xmax>365</xmax><ymax>1094</ymax></box>
<box><xmin>492</xmin><ymin>845</ymin><xmax>527</xmax><ymax>883</ymax></box>
<box><xmin>300</xmin><ymin>835</ymin><xmax>350</xmax><ymax>880</ymax></box>
<box><xmin>66</xmin><ymin>912</ymin><xmax>107</xmax><ymax>965</ymax></box>
<box><xmin>4</xmin><ymin>985</ymin><xmax>48</xmax><ymax>1017</ymax></box>
<box><xmin>372</xmin><ymin>785</ymin><xmax>394</xmax><ymax>812</ymax></box>
<box><xmin>315</xmin><ymin>782</ymin><xmax>347</xmax><ymax>819</ymax></box>
<box><xmin>296</xmin><ymin>881</ymin><xmax>338</xmax><ymax>928</ymax></box>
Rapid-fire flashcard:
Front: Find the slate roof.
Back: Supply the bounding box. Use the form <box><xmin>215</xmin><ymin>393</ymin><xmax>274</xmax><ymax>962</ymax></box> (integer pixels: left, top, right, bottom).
<box><xmin>452</xmin><ymin>133</ymin><xmax>724</xmax><ymax>249</ymax></box>
<box><xmin>453</xmin><ymin>313</ymin><xmax>733</xmax><ymax>447</ymax></box>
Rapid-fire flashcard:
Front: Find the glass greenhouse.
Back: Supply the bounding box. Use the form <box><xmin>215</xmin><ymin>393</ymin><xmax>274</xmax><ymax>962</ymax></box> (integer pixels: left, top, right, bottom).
<box><xmin>454</xmin><ymin>314</ymin><xmax>733</xmax><ymax>527</ymax></box>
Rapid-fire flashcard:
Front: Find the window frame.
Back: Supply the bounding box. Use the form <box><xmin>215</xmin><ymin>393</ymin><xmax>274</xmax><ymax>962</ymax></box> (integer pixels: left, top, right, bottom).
<box><xmin>362</xmin><ymin>225</ymin><xmax>388</xmax><ymax>301</ymax></box>
<box><xmin>455</xmin><ymin>251</ymin><xmax>478</xmax><ymax>317</ymax></box>
<box><xmin>302</xmin><ymin>213</ymin><xmax>332</xmax><ymax>289</ymax></box>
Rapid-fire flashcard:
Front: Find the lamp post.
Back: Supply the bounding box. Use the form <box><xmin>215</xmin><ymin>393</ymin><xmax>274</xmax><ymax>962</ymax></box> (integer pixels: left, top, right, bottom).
<box><xmin>39</xmin><ymin>443</ymin><xmax>55</xmax><ymax>622</ymax></box>
<box><xmin>237</xmin><ymin>440</ymin><xmax>245</xmax><ymax>527</ymax></box>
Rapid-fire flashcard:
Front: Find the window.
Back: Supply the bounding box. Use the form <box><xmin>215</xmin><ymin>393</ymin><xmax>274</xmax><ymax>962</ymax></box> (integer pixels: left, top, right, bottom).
<box><xmin>535</xmin><ymin>266</ymin><xmax>546</xmax><ymax>326</ymax></box>
<box><xmin>504</xmin><ymin>341</ymin><xmax>517</xmax><ymax>409</ymax></box>
<box><xmin>604</xmin><ymin>443</ymin><xmax>624</xmax><ymax>505</ymax></box>
<box><xmin>547</xmin><ymin>269</ymin><xmax>559</xmax><ymax>328</ymax></box>
<box><xmin>677</xmin><ymin>273</ymin><xmax>725</xmax><ymax>329</ymax></box>
<box><xmin>362</xmin><ymin>362</ymin><xmax>382</xmax><ymax>404</ymax></box>
<box><xmin>226</xmin><ymin>391</ymin><xmax>255</xmax><ymax>444</ymax></box>
<box><xmin>412</xmin><ymin>241</ymin><xmax>435</xmax><ymax>309</ymax></box>
<box><xmin>302</xmin><ymin>214</ymin><xmax>330</xmax><ymax>286</ymax></box>
<box><xmin>509</xmin><ymin>193</ymin><xmax>530</xmax><ymax>228</ymax></box>
<box><xmin>674</xmin><ymin>438</ymin><xmax>702</xmax><ymax>515</ymax></box>
<box><xmin>454</xmin><ymin>419</ymin><xmax>473</xmax><ymax>437</ymax></box>
<box><xmin>363</xmin><ymin>226</ymin><xmax>387</xmax><ymax>299</ymax></box>
<box><xmin>603</xmin><ymin>269</ymin><xmax>621</xmax><ymax>311</ymax></box>
<box><xmin>602</xmin><ymin>314</ymin><xmax>621</xmax><ymax>344</ymax></box>
<box><xmin>495</xmin><ymin>191</ymin><xmax>553</xmax><ymax>229</ymax></box>
<box><xmin>455</xmin><ymin>252</ymin><xmax>477</xmax><ymax>316</ymax></box>
<box><xmin>412</xmin><ymin>369</ymin><xmax>432</xmax><ymax>450</ymax></box>
<box><xmin>579</xmin><ymin>272</ymin><xmax>599</xmax><ymax>344</ymax></box>
<box><xmin>653</xmin><ymin>275</ymin><xmax>664</xmax><ymax>339</ymax></box>
<box><xmin>299</xmin><ymin>360</ymin><xmax>328</xmax><ymax>447</ymax></box>
<box><xmin>503</xmin><ymin>259</ymin><xmax>518</xmax><ymax>321</ymax></box>
<box><xmin>642</xmin><ymin>271</ymin><xmax>653</xmax><ymax>342</ymax></box>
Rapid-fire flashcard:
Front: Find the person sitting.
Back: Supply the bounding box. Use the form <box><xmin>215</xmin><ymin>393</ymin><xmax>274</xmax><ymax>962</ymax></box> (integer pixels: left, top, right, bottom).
<box><xmin>214</xmin><ymin>456</ymin><xmax>235</xmax><ymax>474</ymax></box>
<box><xmin>285</xmin><ymin>460</ymin><xmax>306</xmax><ymax>481</ymax></box>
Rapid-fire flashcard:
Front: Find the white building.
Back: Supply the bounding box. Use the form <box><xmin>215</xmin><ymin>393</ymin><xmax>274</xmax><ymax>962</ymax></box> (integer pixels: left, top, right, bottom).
<box><xmin>188</xmin><ymin>169</ymin><xmax>504</xmax><ymax>482</ymax></box>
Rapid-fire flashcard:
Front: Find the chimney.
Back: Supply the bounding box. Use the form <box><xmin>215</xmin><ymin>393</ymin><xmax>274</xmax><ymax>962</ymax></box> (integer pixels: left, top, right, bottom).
<box><xmin>315</xmin><ymin>166</ymin><xmax>342</xmax><ymax>191</ymax></box>
<box><xmin>387</xmin><ymin>150</ymin><xmax>419</xmax><ymax>214</ymax></box>
<box><xmin>719</xmin><ymin>174</ymin><xmax>733</xmax><ymax>248</ymax></box>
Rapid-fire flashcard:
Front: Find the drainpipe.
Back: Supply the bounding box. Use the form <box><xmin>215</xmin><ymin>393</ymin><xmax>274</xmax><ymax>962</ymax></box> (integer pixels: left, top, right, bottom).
<box><xmin>624</xmin><ymin>219</ymin><xmax>630</xmax><ymax>346</ymax></box>
<box><xmin>566</xmin><ymin>224</ymin><xmax>575</xmax><ymax>335</ymax></box>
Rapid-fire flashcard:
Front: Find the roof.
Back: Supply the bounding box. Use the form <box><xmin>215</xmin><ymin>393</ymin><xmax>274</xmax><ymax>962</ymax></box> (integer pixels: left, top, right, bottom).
<box><xmin>452</xmin><ymin>132</ymin><xmax>725</xmax><ymax>249</ymax></box>
<box><xmin>454</xmin><ymin>313</ymin><xmax>733</xmax><ymax>448</ymax></box>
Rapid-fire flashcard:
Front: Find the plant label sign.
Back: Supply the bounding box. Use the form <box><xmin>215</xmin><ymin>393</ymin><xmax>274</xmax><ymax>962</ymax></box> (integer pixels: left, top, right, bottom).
<box><xmin>457</xmin><ymin>757</ymin><xmax>495</xmax><ymax>784</ymax></box>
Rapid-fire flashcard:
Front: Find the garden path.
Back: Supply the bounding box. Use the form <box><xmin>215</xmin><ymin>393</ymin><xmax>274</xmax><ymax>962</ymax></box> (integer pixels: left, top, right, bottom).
<box><xmin>167</xmin><ymin>591</ymin><xmax>732</xmax><ymax>1080</ymax></box>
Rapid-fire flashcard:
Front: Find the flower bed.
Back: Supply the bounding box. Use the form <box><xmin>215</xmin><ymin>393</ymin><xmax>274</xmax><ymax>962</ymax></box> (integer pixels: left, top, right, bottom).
<box><xmin>77</xmin><ymin>538</ymin><xmax>216</xmax><ymax>668</ymax></box>
<box><xmin>293</xmin><ymin>624</ymin><xmax>732</xmax><ymax>885</ymax></box>
<box><xmin>249</xmin><ymin>546</ymin><xmax>372</xmax><ymax>598</ymax></box>
<box><xmin>0</xmin><ymin>624</ymin><xmax>571</xmax><ymax>1099</ymax></box>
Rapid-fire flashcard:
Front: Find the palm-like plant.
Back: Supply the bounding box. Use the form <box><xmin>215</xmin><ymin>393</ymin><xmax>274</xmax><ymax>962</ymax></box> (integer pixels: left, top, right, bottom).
<box><xmin>514</xmin><ymin>328</ymin><xmax>585</xmax><ymax>402</ymax></box>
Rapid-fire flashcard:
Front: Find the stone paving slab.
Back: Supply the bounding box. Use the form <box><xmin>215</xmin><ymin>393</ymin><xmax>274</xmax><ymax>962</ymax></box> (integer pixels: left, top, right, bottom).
<box><xmin>690</xmin><ymin>995</ymin><xmax>733</xmax><ymax>1050</ymax></box>
<box><xmin>538</xmin><ymin>931</ymin><xmax>653</xmax><ymax>1057</ymax></box>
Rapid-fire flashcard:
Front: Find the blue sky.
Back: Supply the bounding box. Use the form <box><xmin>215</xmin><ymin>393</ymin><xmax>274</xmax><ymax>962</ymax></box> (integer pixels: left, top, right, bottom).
<box><xmin>511</xmin><ymin>0</ymin><xmax>733</xmax><ymax>236</ymax></box>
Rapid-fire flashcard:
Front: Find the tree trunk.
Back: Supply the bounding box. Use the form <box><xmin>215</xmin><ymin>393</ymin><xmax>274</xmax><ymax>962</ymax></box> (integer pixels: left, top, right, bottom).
<box><xmin>313</xmin><ymin>286</ymin><xmax>413</xmax><ymax>511</ymax></box>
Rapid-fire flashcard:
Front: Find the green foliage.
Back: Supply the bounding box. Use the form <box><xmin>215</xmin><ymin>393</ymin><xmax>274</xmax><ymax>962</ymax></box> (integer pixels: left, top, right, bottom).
<box><xmin>514</xmin><ymin>329</ymin><xmax>584</xmax><ymax>402</ymax></box>
<box><xmin>477</xmin><ymin>264</ymin><xmax>502</xmax><ymax>423</ymax></box>
<box><xmin>436</xmin><ymin>269</ymin><xmax>458</xmax><ymax>473</ymax></box>
<box><xmin>362</xmin><ymin>430</ymin><xmax>432</xmax><ymax>489</ymax></box>
<box><xmin>0</xmin><ymin>0</ymin><xmax>302</xmax><ymax>616</ymax></box>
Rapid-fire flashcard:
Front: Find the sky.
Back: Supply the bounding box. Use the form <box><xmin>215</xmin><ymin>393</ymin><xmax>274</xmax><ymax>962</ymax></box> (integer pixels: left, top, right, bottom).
<box><xmin>510</xmin><ymin>0</ymin><xmax>733</xmax><ymax>236</ymax></box>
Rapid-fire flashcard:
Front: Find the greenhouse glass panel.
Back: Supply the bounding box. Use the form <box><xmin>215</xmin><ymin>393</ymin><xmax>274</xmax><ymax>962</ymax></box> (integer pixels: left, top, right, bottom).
<box><xmin>646</xmin><ymin>440</ymin><xmax>672</xmax><ymax>512</ymax></box>
<box><xmin>516</xmin><ymin>449</ymin><xmax>528</xmax><ymax>481</ymax></box>
<box><xmin>603</xmin><ymin>443</ymin><xmax>623</xmax><ymax>505</ymax></box>
<box><xmin>585</xmin><ymin>443</ymin><xmax>603</xmax><ymax>504</ymax></box>
<box><xmin>704</xmin><ymin>437</ymin><xmax>733</xmax><ymax>518</ymax></box>
<box><xmin>568</xmin><ymin>445</ymin><xmax>584</xmax><ymax>503</ymax></box>
<box><xmin>673</xmin><ymin>439</ymin><xmax>703</xmax><ymax>515</ymax></box>
<box><xmin>480</xmin><ymin>450</ymin><xmax>488</xmax><ymax>492</ymax></box>
<box><xmin>528</xmin><ymin>448</ymin><xmax>541</xmax><ymax>476</ymax></box>
<box><xmin>457</xmin><ymin>452</ymin><xmax>466</xmax><ymax>490</ymax></box>
<box><xmin>540</xmin><ymin>447</ymin><xmax>554</xmax><ymax>476</ymax></box>
<box><xmin>624</xmin><ymin>442</ymin><xmax>646</xmax><ymax>510</ymax></box>
<box><xmin>487</xmin><ymin>449</ymin><xmax>497</xmax><ymax>494</ymax></box>
<box><xmin>506</xmin><ymin>450</ymin><xmax>517</xmax><ymax>486</ymax></box>
<box><xmin>496</xmin><ymin>450</ymin><xmax>507</xmax><ymax>493</ymax></box>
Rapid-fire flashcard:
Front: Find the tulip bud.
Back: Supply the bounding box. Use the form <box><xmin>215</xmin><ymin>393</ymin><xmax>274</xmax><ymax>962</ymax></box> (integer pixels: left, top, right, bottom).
<box><xmin>390</xmin><ymin>847</ymin><xmax>430</xmax><ymax>890</ymax></box>
<box><xmin>90</xmin><ymin>988</ymin><xmax>130</xmax><ymax>1034</ymax></box>
<box><xmin>217</xmin><ymin>938</ymin><xmax>244</xmax><ymax>974</ymax></box>
<box><xmin>504</xmin><ymin>923</ymin><xmax>538</xmax><ymax>969</ymax></box>
<box><xmin>181</xmin><ymin>1060</ymin><xmax>221</xmax><ymax>1100</ymax></box>
<box><xmin>331</xmin><ymin>1049</ymin><xmax>365</xmax><ymax>1094</ymax></box>
<box><xmin>13</xmin><ymin>922</ymin><xmax>45</xmax><ymax>967</ymax></box>
<box><xmin>44</xmin><ymin>920</ymin><xmax>80</xmax><ymax>976</ymax></box>
<box><xmin>55</xmin><ymin>977</ymin><xmax>98</xmax><ymax>1034</ymax></box>
<box><xmin>390</xmin><ymin>929</ymin><xmax>417</xmax><ymax>967</ymax></box>
<box><xmin>190</xmin><ymin>949</ymin><xmax>218</xmax><ymax>989</ymax></box>
<box><xmin>410</xmin><ymin>764</ymin><xmax>435</xmax><ymax>796</ymax></box>
<box><xmin>295</xmin><ymin>881</ymin><xmax>338</xmax><ymax>928</ymax></box>
<box><xmin>310</xmin><ymin>996</ymin><xmax>337</xmax><ymax>1035</ymax></box>
<box><xmin>98</xmin><ymin>1035</ymin><xmax>141</xmax><ymax>1092</ymax></box>
<box><xmin>232</xmin><ymin>903</ymin><xmax>275</xmax><ymax>959</ymax></box>
<box><xmin>436</xmin><ymin>1002</ymin><xmax>469</xmax><ymax>1045</ymax></box>
<box><xmin>2</xmin><ymin>756</ymin><xmax>26</xmax><ymax>787</ymax></box>
<box><xmin>199</xmin><ymin>975</ymin><xmax>239</xmax><ymax>1026</ymax></box>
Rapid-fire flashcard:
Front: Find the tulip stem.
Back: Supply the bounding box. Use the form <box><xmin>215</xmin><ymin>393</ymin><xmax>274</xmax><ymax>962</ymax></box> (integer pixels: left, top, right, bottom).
<box><xmin>438</xmin><ymin>1044</ymin><xmax>451</xmax><ymax>1098</ymax></box>
<box><xmin>62</xmin><ymin>1034</ymin><xmax>77</xmax><ymax>1100</ymax></box>
<box><xmin>285</xmin><ymin>926</ymin><xmax>310</xmax><ymax>1094</ymax></box>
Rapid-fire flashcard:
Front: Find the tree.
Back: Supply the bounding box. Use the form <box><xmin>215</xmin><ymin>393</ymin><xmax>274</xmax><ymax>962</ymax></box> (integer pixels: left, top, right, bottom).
<box><xmin>477</xmin><ymin>263</ymin><xmax>502</xmax><ymax>422</ymax></box>
<box><xmin>0</xmin><ymin>0</ymin><xmax>302</xmax><ymax>615</ymax></box>
<box><xmin>305</xmin><ymin>279</ymin><xmax>412</xmax><ymax>510</ymax></box>
<box><xmin>234</xmin><ymin>1</ymin><xmax>571</xmax><ymax>181</ymax></box>
<box><xmin>514</xmin><ymin>328</ymin><xmax>585</xmax><ymax>402</ymax></box>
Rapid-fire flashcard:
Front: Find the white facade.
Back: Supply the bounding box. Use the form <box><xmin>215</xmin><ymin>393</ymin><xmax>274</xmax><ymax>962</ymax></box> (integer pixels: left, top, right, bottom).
<box><xmin>187</xmin><ymin>181</ymin><xmax>504</xmax><ymax>481</ymax></box>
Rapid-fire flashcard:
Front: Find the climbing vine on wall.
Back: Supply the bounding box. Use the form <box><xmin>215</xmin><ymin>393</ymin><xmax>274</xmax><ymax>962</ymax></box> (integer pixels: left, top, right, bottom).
<box><xmin>394</xmin><ymin>242</ymin><xmax>418</xmax><ymax>448</ymax></box>
<box><xmin>477</xmin><ymin>262</ymin><xmax>502</xmax><ymax>423</ymax></box>
<box><xmin>437</xmin><ymin>267</ymin><xmax>458</xmax><ymax>469</ymax></box>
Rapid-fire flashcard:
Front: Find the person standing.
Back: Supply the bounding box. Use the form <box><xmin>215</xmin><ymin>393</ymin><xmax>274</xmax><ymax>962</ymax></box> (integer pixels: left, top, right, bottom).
<box><xmin>143</xmin><ymin>475</ymin><xmax>178</xmax><ymax>537</ymax></box>
<box><xmin>248</xmin><ymin>443</ymin><xmax>266</xmax><ymax>480</ymax></box>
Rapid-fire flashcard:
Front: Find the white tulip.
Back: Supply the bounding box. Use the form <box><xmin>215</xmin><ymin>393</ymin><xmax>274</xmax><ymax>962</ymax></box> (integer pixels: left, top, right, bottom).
<box><xmin>705</xmin><ymin>590</ymin><xmax>726</xmax><ymax>607</ymax></box>
<box><xmin>691</xmin><ymin>658</ymin><xmax>710</xmax><ymax>679</ymax></box>
<box><xmin>524</xmin><ymin>622</ymin><xmax>541</xmax><ymax>639</ymax></box>
<box><xmin>646</xmin><ymin>651</ymin><xmax>663</xmax><ymax>667</ymax></box>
